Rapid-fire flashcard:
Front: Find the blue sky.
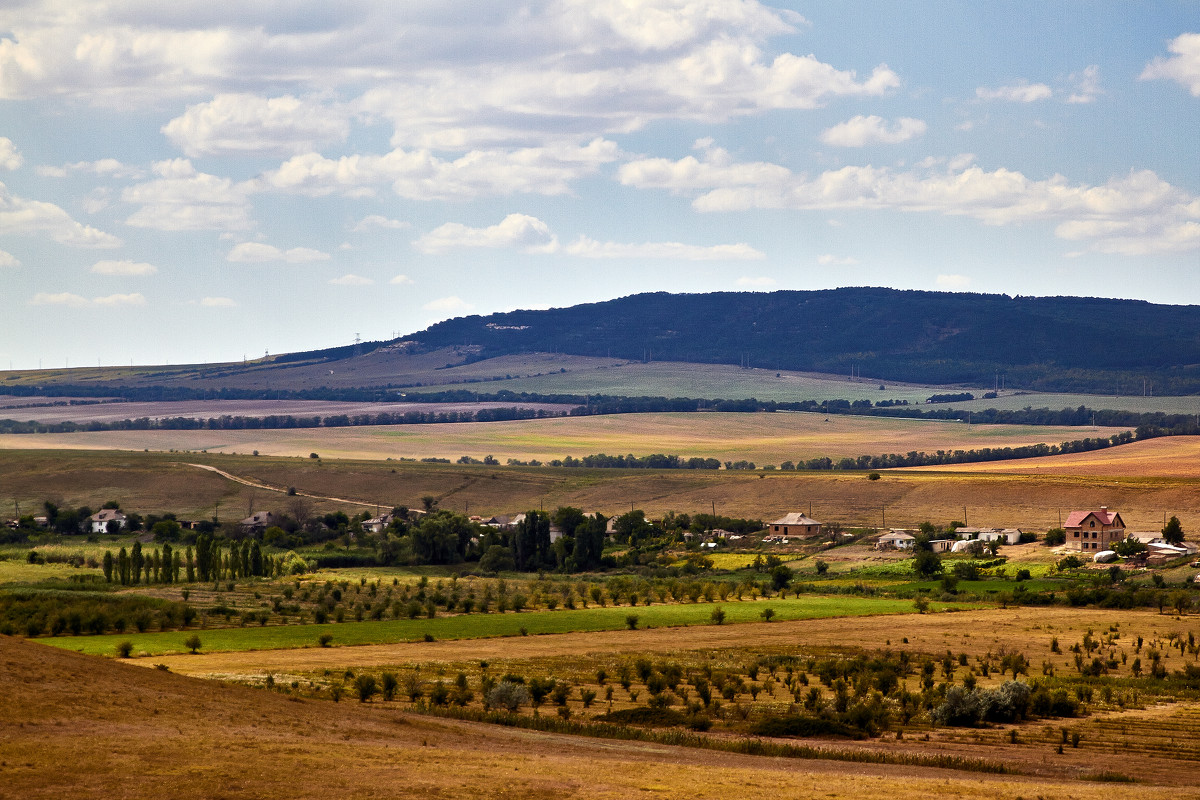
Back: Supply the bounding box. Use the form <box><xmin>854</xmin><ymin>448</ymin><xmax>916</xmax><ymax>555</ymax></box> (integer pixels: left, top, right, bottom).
<box><xmin>1</xmin><ymin>1</ymin><xmax>1197</xmax><ymax>369</ymax></box>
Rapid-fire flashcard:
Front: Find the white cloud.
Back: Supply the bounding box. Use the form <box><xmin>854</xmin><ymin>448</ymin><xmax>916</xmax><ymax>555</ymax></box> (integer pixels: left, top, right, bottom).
<box><xmin>260</xmin><ymin>139</ymin><xmax>621</xmax><ymax>200</ymax></box>
<box><xmin>0</xmin><ymin>249</ymin><xmax>19</xmax><ymax>267</ymax></box>
<box><xmin>0</xmin><ymin>181</ymin><xmax>122</xmax><ymax>248</ymax></box>
<box><xmin>423</xmin><ymin>296</ymin><xmax>473</xmax><ymax>312</ymax></box>
<box><xmin>975</xmin><ymin>82</ymin><xmax>1052</xmax><ymax>102</ymax></box>
<box><xmin>819</xmin><ymin>115</ymin><xmax>926</xmax><ymax>147</ymax></box>
<box><xmin>30</xmin><ymin>292</ymin><xmax>89</xmax><ymax>308</ymax></box>
<box><xmin>351</xmin><ymin>214</ymin><xmax>409</xmax><ymax>232</ymax></box>
<box><xmin>29</xmin><ymin>291</ymin><xmax>144</xmax><ymax>307</ymax></box>
<box><xmin>621</xmin><ymin>150</ymin><xmax>1200</xmax><ymax>255</ymax></box>
<box><xmin>565</xmin><ymin>235</ymin><xmax>764</xmax><ymax>260</ymax></box>
<box><xmin>1141</xmin><ymin>33</ymin><xmax>1200</xmax><ymax>96</ymax></box>
<box><xmin>123</xmin><ymin>159</ymin><xmax>253</xmax><ymax>231</ymax></box>
<box><xmin>935</xmin><ymin>274</ymin><xmax>971</xmax><ymax>290</ymax></box>
<box><xmin>328</xmin><ymin>273</ymin><xmax>374</xmax><ymax>286</ymax></box>
<box><xmin>1066</xmin><ymin>65</ymin><xmax>1102</xmax><ymax>104</ymax></box>
<box><xmin>38</xmin><ymin>158</ymin><xmax>142</xmax><ymax>179</ymax></box>
<box><xmin>736</xmin><ymin>276</ymin><xmax>775</xmax><ymax>287</ymax></box>
<box><xmin>389</xmin><ymin>274</ymin><xmax>414</xmax><ymax>285</ymax></box>
<box><xmin>414</xmin><ymin>214</ymin><xmax>559</xmax><ymax>254</ymax></box>
<box><xmin>226</xmin><ymin>242</ymin><xmax>330</xmax><ymax>263</ymax></box>
<box><xmin>163</xmin><ymin>93</ymin><xmax>351</xmax><ymax>157</ymax></box>
<box><xmin>199</xmin><ymin>296</ymin><xmax>237</xmax><ymax>308</ymax></box>
<box><xmin>93</xmin><ymin>292</ymin><xmax>146</xmax><ymax>307</ymax></box>
<box><xmin>90</xmin><ymin>259</ymin><xmax>157</xmax><ymax>276</ymax></box>
<box><xmin>817</xmin><ymin>254</ymin><xmax>859</xmax><ymax>266</ymax></box>
<box><xmin>0</xmin><ymin>137</ymin><xmax>23</xmax><ymax>170</ymax></box>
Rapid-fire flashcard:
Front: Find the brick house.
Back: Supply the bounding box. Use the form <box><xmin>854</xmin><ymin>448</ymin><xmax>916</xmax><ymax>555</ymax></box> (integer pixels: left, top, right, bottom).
<box><xmin>1064</xmin><ymin>507</ymin><xmax>1125</xmax><ymax>552</ymax></box>
<box><xmin>767</xmin><ymin>512</ymin><xmax>822</xmax><ymax>538</ymax></box>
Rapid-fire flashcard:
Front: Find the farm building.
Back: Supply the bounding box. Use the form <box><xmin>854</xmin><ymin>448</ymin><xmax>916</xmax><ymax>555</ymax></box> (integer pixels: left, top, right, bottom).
<box><xmin>954</xmin><ymin>527</ymin><xmax>1022</xmax><ymax>545</ymax></box>
<box><xmin>1064</xmin><ymin>507</ymin><xmax>1125</xmax><ymax>552</ymax></box>
<box><xmin>876</xmin><ymin>530</ymin><xmax>916</xmax><ymax>550</ymax></box>
<box><xmin>240</xmin><ymin>511</ymin><xmax>277</xmax><ymax>533</ymax></box>
<box><xmin>88</xmin><ymin>509</ymin><xmax>127</xmax><ymax>533</ymax></box>
<box><xmin>928</xmin><ymin>538</ymin><xmax>955</xmax><ymax>553</ymax></box>
<box><xmin>767</xmin><ymin>513</ymin><xmax>822</xmax><ymax>538</ymax></box>
<box><xmin>363</xmin><ymin>513</ymin><xmax>396</xmax><ymax>533</ymax></box>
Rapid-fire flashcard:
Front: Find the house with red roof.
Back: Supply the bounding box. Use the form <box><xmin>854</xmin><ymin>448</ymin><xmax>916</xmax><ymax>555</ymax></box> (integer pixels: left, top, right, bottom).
<box><xmin>1064</xmin><ymin>507</ymin><xmax>1125</xmax><ymax>552</ymax></box>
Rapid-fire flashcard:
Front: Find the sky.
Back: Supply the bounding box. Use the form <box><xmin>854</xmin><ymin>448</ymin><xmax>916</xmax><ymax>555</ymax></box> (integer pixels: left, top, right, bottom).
<box><xmin>0</xmin><ymin>1</ymin><xmax>1197</xmax><ymax>369</ymax></box>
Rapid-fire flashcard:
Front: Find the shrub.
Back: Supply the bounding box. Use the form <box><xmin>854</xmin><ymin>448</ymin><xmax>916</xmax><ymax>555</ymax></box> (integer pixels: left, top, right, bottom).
<box><xmin>318</xmin><ymin>634</ymin><xmax>333</xmax><ymax>647</ymax></box>
<box><xmin>354</xmin><ymin>674</ymin><xmax>379</xmax><ymax>702</ymax></box>
<box><xmin>184</xmin><ymin>634</ymin><xmax>202</xmax><ymax>654</ymax></box>
<box><xmin>710</xmin><ymin>607</ymin><xmax>726</xmax><ymax>625</ymax></box>
<box><xmin>486</xmin><ymin>680</ymin><xmax>531</xmax><ymax>713</ymax></box>
<box><xmin>626</xmin><ymin>614</ymin><xmax>639</xmax><ymax>630</ymax></box>
<box><xmin>116</xmin><ymin>640</ymin><xmax>133</xmax><ymax>658</ymax></box>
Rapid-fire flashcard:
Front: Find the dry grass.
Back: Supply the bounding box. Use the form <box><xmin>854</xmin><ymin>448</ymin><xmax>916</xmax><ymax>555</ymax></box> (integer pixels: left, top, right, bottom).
<box><xmin>3</xmin><ymin>448</ymin><xmax>1200</xmax><ymax>531</ymax></box>
<box><xmin>910</xmin><ymin>435</ymin><xmax>1200</xmax><ymax>479</ymax></box>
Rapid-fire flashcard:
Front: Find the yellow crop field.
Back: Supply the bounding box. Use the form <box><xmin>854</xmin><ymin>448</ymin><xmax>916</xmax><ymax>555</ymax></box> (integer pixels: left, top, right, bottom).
<box><xmin>0</xmin><ymin>411</ymin><xmax>1124</xmax><ymax>466</ymax></box>
<box><xmin>910</xmin><ymin>435</ymin><xmax>1200</xmax><ymax>478</ymax></box>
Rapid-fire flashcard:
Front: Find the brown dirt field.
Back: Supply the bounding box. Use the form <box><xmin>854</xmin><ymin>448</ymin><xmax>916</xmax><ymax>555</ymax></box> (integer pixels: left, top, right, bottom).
<box><xmin>909</xmin><ymin>435</ymin><xmax>1200</xmax><ymax>479</ymax></box>
<box><xmin>3</xmin><ymin>448</ymin><xmax>1200</xmax><ymax>531</ymax></box>
<box><xmin>3</xmin><ymin>632</ymin><xmax>1189</xmax><ymax>798</ymax></box>
<box><xmin>140</xmin><ymin>606</ymin><xmax>1195</xmax><ymax>677</ymax></box>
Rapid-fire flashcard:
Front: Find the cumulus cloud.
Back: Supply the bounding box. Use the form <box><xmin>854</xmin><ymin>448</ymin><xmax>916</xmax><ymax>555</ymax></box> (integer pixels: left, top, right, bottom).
<box><xmin>227</xmin><ymin>242</ymin><xmax>330</xmax><ymax>263</ymax></box>
<box><xmin>735</xmin><ymin>276</ymin><xmax>775</xmax><ymax>287</ymax></box>
<box><xmin>199</xmin><ymin>296</ymin><xmax>237</xmax><ymax>308</ymax></box>
<box><xmin>564</xmin><ymin>235</ymin><xmax>764</xmax><ymax>260</ymax></box>
<box><xmin>351</xmin><ymin>214</ymin><xmax>409</xmax><ymax>232</ymax></box>
<box><xmin>328</xmin><ymin>273</ymin><xmax>374</xmax><ymax>285</ymax></box>
<box><xmin>0</xmin><ymin>181</ymin><xmax>122</xmax><ymax>248</ymax></box>
<box><xmin>260</xmin><ymin>139</ymin><xmax>621</xmax><ymax>200</ymax></box>
<box><xmin>123</xmin><ymin>159</ymin><xmax>253</xmax><ymax>231</ymax></box>
<box><xmin>163</xmin><ymin>93</ymin><xmax>351</xmax><ymax>157</ymax></box>
<box><xmin>423</xmin><ymin>296</ymin><xmax>473</xmax><ymax>312</ymax></box>
<box><xmin>30</xmin><ymin>291</ymin><xmax>144</xmax><ymax>307</ymax></box>
<box><xmin>90</xmin><ymin>259</ymin><xmax>157</xmax><ymax>276</ymax></box>
<box><xmin>37</xmin><ymin>158</ymin><xmax>142</xmax><ymax>179</ymax></box>
<box><xmin>93</xmin><ymin>292</ymin><xmax>146</xmax><ymax>307</ymax></box>
<box><xmin>975</xmin><ymin>82</ymin><xmax>1052</xmax><ymax>102</ymax></box>
<box><xmin>1141</xmin><ymin>33</ymin><xmax>1200</xmax><ymax>96</ymax></box>
<box><xmin>935</xmin><ymin>274</ymin><xmax>971</xmax><ymax>290</ymax></box>
<box><xmin>389</xmin><ymin>274</ymin><xmax>414</xmax><ymax>285</ymax></box>
<box><xmin>620</xmin><ymin>149</ymin><xmax>1200</xmax><ymax>255</ymax></box>
<box><xmin>0</xmin><ymin>137</ymin><xmax>23</xmax><ymax>170</ymax></box>
<box><xmin>819</xmin><ymin>115</ymin><xmax>926</xmax><ymax>147</ymax></box>
<box><xmin>0</xmin><ymin>249</ymin><xmax>20</xmax><ymax>267</ymax></box>
<box><xmin>414</xmin><ymin>214</ymin><xmax>559</xmax><ymax>254</ymax></box>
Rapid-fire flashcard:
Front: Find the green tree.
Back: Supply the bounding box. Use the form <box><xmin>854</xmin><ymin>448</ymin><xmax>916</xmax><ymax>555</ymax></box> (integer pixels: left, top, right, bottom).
<box><xmin>354</xmin><ymin>674</ymin><xmax>379</xmax><ymax>702</ymax></box>
<box><xmin>102</xmin><ymin>551</ymin><xmax>114</xmax><ymax>583</ymax></box>
<box><xmin>912</xmin><ymin>548</ymin><xmax>943</xmax><ymax>578</ymax></box>
<box><xmin>117</xmin><ymin>547</ymin><xmax>130</xmax><ymax>585</ymax></box>
<box><xmin>710</xmin><ymin>607</ymin><xmax>726</xmax><ymax>625</ymax></box>
<box><xmin>184</xmin><ymin>634</ymin><xmax>202</xmax><ymax>654</ymax></box>
<box><xmin>161</xmin><ymin>543</ymin><xmax>173</xmax><ymax>584</ymax></box>
<box><xmin>1163</xmin><ymin>516</ymin><xmax>1185</xmax><ymax>546</ymax></box>
<box><xmin>514</xmin><ymin>511</ymin><xmax>552</xmax><ymax>571</ymax></box>
<box><xmin>131</xmin><ymin>542</ymin><xmax>144</xmax><ymax>585</ymax></box>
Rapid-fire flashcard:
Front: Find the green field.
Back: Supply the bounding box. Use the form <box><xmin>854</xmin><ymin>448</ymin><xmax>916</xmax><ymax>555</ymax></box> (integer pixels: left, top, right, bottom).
<box><xmin>40</xmin><ymin>595</ymin><xmax>963</xmax><ymax>657</ymax></box>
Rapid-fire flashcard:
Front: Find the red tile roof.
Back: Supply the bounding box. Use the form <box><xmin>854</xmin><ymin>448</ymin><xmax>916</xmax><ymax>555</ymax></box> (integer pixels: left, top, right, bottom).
<box><xmin>1064</xmin><ymin>509</ymin><xmax>1121</xmax><ymax>528</ymax></box>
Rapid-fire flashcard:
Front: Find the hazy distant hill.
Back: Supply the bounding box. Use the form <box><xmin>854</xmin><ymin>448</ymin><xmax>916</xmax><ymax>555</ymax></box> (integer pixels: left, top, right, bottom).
<box><xmin>409</xmin><ymin>288</ymin><xmax>1200</xmax><ymax>393</ymax></box>
<box><xmin>5</xmin><ymin>288</ymin><xmax>1200</xmax><ymax>395</ymax></box>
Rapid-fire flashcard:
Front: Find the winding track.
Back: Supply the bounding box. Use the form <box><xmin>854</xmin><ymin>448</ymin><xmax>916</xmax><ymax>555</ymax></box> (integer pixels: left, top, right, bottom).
<box><xmin>181</xmin><ymin>462</ymin><xmax>377</xmax><ymax>508</ymax></box>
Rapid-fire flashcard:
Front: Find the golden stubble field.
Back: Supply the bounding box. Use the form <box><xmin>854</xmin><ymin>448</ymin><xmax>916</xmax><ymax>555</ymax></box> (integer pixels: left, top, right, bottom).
<box><xmin>7</xmin><ymin>607</ymin><xmax>1198</xmax><ymax>798</ymax></box>
<box><xmin>0</xmin><ymin>410</ymin><xmax>1125</xmax><ymax>465</ymax></box>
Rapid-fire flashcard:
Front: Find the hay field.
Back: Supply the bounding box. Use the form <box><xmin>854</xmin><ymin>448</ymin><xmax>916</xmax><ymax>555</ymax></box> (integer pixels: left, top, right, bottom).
<box><xmin>0</xmin><ymin>410</ymin><xmax>1124</xmax><ymax>465</ymax></box>
<box><xmin>7</xmin><ymin>636</ymin><xmax>1187</xmax><ymax>800</ymax></box>
<box><xmin>0</xmin><ymin>398</ymin><xmax>569</xmax><ymax>424</ymax></box>
<box><xmin>909</xmin><ymin>435</ymin><xmax>1200</xmax><ymax>479</ymax></box>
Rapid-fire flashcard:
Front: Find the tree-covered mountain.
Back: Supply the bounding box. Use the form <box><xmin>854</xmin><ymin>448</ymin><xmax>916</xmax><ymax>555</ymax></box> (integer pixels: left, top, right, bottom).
<box><xmin>406</xmin><ymin>288</ymin><xmax>1200</xmax><ymax>393</ymax></box>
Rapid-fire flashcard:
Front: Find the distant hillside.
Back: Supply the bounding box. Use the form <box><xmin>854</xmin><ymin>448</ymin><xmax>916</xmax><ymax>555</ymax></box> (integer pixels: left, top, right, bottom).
<box><xmin>409</xmin><ymin>289</ymin><xmax>1200</xmax><ymax>393</ymax></box>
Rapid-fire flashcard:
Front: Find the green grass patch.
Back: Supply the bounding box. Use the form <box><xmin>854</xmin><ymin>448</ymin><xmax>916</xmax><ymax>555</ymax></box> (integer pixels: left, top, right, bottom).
<box><xmin>39</xmin><ymin>594</ymin><xmax>970</xmax><ymax>657</ymax></box>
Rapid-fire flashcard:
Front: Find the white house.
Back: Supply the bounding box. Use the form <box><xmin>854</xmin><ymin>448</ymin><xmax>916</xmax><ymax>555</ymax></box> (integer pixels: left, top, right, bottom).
<box><xmin>877</xmin><ymin>530</ymin><xmax>916</xmax><ymax>550</ymax></box>
<box><xmin>89</xmin><ymin>509</ymin><xmax>127</xmax><ymax>534</ymax></box>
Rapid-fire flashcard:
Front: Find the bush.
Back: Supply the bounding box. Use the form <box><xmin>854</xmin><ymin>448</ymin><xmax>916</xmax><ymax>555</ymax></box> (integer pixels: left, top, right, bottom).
<box><xmin>486</xmin><ymin>680</ymin><xmax>531</xmax><ymax>712</ymax></box>
<box><xmin>184</xmin><ymin>634</ymin><xmax>202</xmax><ymax>654</ymax></box>
<box><xmin>354</xmin><ymin>674</ymin><xmax>379</xmax><ymax>702</ymax></box>
<box><xmin>116</xmin><ymin>640</ymin><xmax>133</xmax><ymax>658</ymax></box>
<box><xmin>318</xmin><ymin>633</ymin><xmax>333</xmax><ymax>647</ymax></box>
<box><xmin>749</xmin><ymin>714</ymin><xmax>863</xmax><ymax>739</ymax></box>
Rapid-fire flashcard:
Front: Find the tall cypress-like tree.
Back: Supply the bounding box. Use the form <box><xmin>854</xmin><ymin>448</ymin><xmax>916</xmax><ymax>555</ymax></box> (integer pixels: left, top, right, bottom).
<box><xmin>161</xmin><ymin>543</ymin><xmax>173</xmax><ymax>584</ymax></box>
<box><xmin>131</xmin><ymin>542</ymin><xmax>143</xmax><ymax>585</ymax></box>
<box><xmin>102</xmin><ymin>550</ymin><xmax>114</xmax><ymax>583</ymax></box>
<box><xmin>185</xmin><ymin>545</ymin><xmax>195</xmax><ymax>582</ymax></box>
<box><xmin>118</xmin><ymin>547</ymin><xmax>129</xmax><ymax>585</ymax></box>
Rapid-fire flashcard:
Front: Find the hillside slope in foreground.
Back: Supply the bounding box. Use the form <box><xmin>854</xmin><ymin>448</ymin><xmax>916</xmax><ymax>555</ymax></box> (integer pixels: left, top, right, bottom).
<box><xmin>0</xmin><ymin>635</ymin><xmax>1185</xmax><ymax>800</ymax></box>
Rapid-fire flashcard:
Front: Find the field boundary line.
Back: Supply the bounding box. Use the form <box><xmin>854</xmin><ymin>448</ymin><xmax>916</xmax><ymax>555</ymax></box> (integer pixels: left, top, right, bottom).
<box><xmin>180</xmin><ymin>462</ymin><xmax>377</xmax><ymax>508</ymax></box>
